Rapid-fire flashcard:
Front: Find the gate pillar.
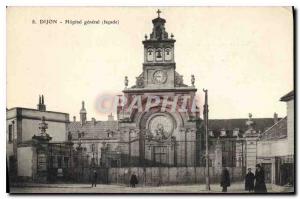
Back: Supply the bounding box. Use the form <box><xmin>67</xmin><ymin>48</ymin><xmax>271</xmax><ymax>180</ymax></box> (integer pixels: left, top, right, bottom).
<box><xmin>214</xmin><ymin>137</ymin><xmax>222</xmax><ymax>174</ymax></box>
<box><xmin>32</xmin><ymin>116</ymin><xmax>52</xmax><ymax>183</ymax></box>
<box><xmin>244</xmin><ymin>113</ymin><xmax>259</xmax><ymax>172</ymax></box>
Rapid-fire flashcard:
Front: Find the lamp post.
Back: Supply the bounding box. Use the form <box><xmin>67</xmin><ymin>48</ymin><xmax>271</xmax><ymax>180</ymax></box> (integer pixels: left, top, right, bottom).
<box><xmin>92</xmin><ymin>143</ymin><xmax>95</xmax><ymax>167</ymax></box>
<box><xmin>128</xmin><ymin>129</ymin><xmax>132</xmax><ymax>167</ymax></box>
<box><xmin>203</xmin><ymin>89</ymin><xmax>210</xmax><ymax>191</ymax></box>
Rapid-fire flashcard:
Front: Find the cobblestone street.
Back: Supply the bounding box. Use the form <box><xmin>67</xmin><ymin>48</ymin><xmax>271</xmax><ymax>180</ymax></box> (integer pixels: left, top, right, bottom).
<box><xmin>10</xmin><ymin>183</ymin><xmax>294</xmax><ymax>193</ymax></box>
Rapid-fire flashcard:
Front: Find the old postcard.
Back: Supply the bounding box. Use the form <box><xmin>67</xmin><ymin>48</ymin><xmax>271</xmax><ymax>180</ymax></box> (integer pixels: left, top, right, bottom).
<box><xmin>6</xmin><ymin>7</ymin><xmax>294</xmax><ymax>194</ymax></box>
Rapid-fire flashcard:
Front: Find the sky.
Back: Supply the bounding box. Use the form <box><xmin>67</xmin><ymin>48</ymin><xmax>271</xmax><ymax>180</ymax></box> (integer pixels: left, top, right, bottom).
<box><xmin>7</xmin><ymin>7</ymin><xmax>293</xmax><ymax>121</ymax></box>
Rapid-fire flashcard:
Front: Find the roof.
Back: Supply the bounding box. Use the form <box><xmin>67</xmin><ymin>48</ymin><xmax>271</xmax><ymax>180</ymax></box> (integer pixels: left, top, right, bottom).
<box><xmin>209</xmin><ymin>118</ymin><xmax>276</xmax><ymax>131</ymax></box>
<box><xmin>208</xmin><ymin>118</ymin><xmax>277</xmax><ymax>138</ymax></box>
<box><xmin>68</xmin><ymin>117</ymin><xmax>277</xmax><ymax>139</ymax></box>
<box><xmin>152</xmin><ymin>17</ymin><xmax>166</xmax><ymax>24</ymax></box>
<box><xmin>260</xmin><ymin>117</ymin><xmax>287</xmax><ymax>141</ymax></box>
<box><xmin>7</xmin><ymin>107</ymin><xmax>69</xmax><ymax>115</ymax></box>
<box><xmin>68</xmin><ymin>120</ymin><xmax>118</xmax><ymax>139</ymax></box>
<box><xmin>280</xmin><ymin>90</ymin><xmax>294</xmax><ymax>102</ymax></box>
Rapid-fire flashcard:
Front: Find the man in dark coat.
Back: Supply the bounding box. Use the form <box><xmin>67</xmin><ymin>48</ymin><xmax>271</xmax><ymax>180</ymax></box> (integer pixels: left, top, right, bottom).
<box><xmin>220</xmin><ymin>167</ymin><xmax>230</xmax><ymax>192</ymax></box>
<box><xmin>254</xmin><ymin>164</ymin><xmax>267</xmax><ymax>193</ymax></box>
<box><xmin>130</xmin><ymin>173</ymin><xmax>138</xmax><ymax>188</ymax></box>
<box><xmin>245</xmin><ymin>168</ymin><xmax>255</xmax><ymax>192</ymax></box>
<box><xmin>91</xmin><ymin>169</ymin><xmax>98</xmax><ymax>187</ymax></box>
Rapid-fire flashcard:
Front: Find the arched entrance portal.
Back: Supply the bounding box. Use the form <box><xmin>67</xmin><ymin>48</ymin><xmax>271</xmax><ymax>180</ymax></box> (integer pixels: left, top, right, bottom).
<box><xmin>137</xmin><ymin>107</ymin><xmax>183</xmax><ymax>166</ymax></box>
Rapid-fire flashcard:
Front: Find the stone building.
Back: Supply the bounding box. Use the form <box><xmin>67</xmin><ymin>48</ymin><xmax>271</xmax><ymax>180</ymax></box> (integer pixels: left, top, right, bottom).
<box><xmin>257</xmin><ymin>90</ymin><xmax>294</xmax><ymax>186</ymax></box>
<box><xmin>66</xmin><ymin>11</ymin><xmax>281</xmax><ymax>173</ymax></box>
<box><xmin>116</xmin><ymin>10</ymin><xmax>199</xmax><ymax>167</ymax></box>
<box><xmin>6</xmin><ymin>95</ymin><xmax>69</xmax><ymax>181</ymax></box>
<box><xmin>205</xmin><ymin>117</ymin><xmax>278</xmax><ymax>175</ymax></box>
<box><xmin>7</xmin><ymin>10</ymin><xmax>294</xmax><ymax>186</ymax></box>
<box><xmin>67</xmin><ymin>101</ymin><xmax>120</xmax><ymax>167</ymax></box>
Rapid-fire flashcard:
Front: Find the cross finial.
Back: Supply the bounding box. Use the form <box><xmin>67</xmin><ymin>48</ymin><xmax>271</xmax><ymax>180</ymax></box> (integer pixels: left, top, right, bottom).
<box><xmin>157</xmin><ymin>9</ymin><xmax>161</xmax><ymax>18</ymax></box>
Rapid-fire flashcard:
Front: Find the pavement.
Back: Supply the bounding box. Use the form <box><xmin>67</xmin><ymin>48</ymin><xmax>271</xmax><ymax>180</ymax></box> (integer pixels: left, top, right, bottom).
<box><xmin>9</xmin><ymin>183</ymin><xmax>294</xmax><ymax>193</ymax></box>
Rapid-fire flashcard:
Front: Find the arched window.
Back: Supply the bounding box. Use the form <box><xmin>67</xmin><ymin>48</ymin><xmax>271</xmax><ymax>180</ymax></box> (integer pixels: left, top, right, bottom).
<box><xmin>155</xmin><ymin>48</ymin><xmax>163</xmax><ymax>61</ymax></box>
<box><xmin>164</xmin><ymin>48</ymin><xmax>172</xmax><ymax>61</ymax></box>
<box><xmin>147</xmin><ymin>48</ymin><xmax>154</xmax><ymax>61</ymax></box>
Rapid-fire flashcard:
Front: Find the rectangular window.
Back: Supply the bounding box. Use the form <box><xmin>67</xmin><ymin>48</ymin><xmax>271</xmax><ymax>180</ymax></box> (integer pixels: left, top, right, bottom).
<box><xmin>8</xmin><ymin>124</ymin><xmax>13</xmax><ymax>143</ymax></box>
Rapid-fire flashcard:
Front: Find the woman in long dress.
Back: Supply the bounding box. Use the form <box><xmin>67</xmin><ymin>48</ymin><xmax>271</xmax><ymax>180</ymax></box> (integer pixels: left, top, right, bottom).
<box><xmin>254</xmin><ymin>164</ymin><xmax>267</xmax><ymax>193</ymax></box>
<box><xmin>220</xmin><ymin>167</ymin><xmax>230</xmax><ymax>192</ymax></box>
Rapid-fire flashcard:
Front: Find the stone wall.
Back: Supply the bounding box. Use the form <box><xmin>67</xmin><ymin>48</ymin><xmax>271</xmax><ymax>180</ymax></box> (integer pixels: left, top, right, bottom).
<box><xmin>17</xmin><ymin>147</ymin><xmax>34</xmax><ymax>178</ymax></box>
<box><xmin>6</xmin><ymin>108</ymin><xmax>69</xmax><ymax>143</ymax></box>
<box><xmin>107</xmin><ymin>167</ymin><xmax>245</xmax><ymax>186</ymax></box>
<box><xmin>22</xmin><ymin>118</ymin><xmax>67</xmax><ymax>142</ymax></box>
<box><xmin>257</xmin><ymin>139</ymin><xmax>289</xmax><ymax>157</ymax></box>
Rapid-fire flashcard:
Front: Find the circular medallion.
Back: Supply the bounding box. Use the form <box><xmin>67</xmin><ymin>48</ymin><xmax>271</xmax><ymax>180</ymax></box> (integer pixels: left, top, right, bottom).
<box><xmin>148</xmin><ymin>115</ymin><xmax>174</xmax><ymax>139</ymax></box>
<box><xmin>153</xmin><ymin>70</ymin><xmax>167</xmax><ymax>84</ymax></box>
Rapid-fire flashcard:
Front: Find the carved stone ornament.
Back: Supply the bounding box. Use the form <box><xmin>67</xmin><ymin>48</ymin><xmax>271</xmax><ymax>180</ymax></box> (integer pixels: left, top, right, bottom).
<box><xmin>136</xmin><ymin>75</ymin><xmax>144</xmax><ymax>88</ymax></box>
<box><xmin>148</xmin><ymin>115</ymin><xmax>174</xmax><ymax>140</ymax></box>
<box><xmin>175</xmin><ymin>74</ymin><xmax>183</xmax><ymax>87</ymax></box>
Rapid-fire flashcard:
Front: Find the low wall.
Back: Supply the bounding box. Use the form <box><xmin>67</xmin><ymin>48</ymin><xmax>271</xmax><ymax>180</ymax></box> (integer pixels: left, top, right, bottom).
<box><xmin>17</xmin><ymin>147</ymin><xmax>34</xmax><ymax>178</ymax></box>
<box><xmin>15</xmin><ymin>166</ymin><xmax>245</xmax><ymax>184</ymax></box>
<box><xmin>108</xmin><ymin>167</ymin><xmax>245</xmax><ymax>186</ymax></box>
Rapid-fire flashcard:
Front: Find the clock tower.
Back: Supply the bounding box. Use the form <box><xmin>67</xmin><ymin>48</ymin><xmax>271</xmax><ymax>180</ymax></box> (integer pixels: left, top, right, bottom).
<box><xmin>118</xmin><ymin>10</ymin><xmax>199</xmax><ymax>167</ymax></box>
<box><xmin>142</xmin><ymin>9</ymin><xmax>176</xmax><ymax>89</ymax></box>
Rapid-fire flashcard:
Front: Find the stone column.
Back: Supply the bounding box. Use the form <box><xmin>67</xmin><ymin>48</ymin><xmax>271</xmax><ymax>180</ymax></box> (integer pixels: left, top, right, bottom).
<box><xmin>214</xmin><ymin>137</ymin><xmax>222</xmax><ymax>174</ymax></box>
<box><xmin>188</xmin><ymin>128</ymin><xmax>197</xmax><ymax>166</ymax></box>
<box><xmin>172</xmin><ymin>136</ymin><xmax>177</xmax><ymax>166</ymax></box>
<box><xmin>179</xmin><ymin>128</ymin><xmax>187</xmax><ymax>166</ymax></box>
<box><xmin>244</xmin><ymin>113</ymin><xmax>259</xmax><ymax>171</ymax></box>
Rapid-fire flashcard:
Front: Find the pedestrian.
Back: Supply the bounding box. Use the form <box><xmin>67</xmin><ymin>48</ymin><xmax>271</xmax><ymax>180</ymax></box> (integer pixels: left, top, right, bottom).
<box><xmin>254</xmin><ymin>164</ymin><xmax>267</xmax><ymax>193</ymax></box>
<box><xmin>245</xmin><ymin>168</ymin><xmax>255</xmax><ymax>192</ymax></box>
<box><xmin>220</xmin><ymin>167</ymin><xmax>230</xmax><ymax>192</ymax></box>
<box><xmin>130</xmin><ymin>173</ymin><xmax>138</xmax><ymax>188</ymax></box>
<box><xmin>91</xmin><ymin>169</ymin><xmax>98</xmax><ymax>187</ymax></box>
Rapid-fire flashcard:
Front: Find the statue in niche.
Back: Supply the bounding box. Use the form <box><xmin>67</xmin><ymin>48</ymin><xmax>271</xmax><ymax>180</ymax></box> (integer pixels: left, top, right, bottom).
<box><xmin>155</xmin><ymin>123</ymin><xmax>166</xmax><ymax>140</ymax></box>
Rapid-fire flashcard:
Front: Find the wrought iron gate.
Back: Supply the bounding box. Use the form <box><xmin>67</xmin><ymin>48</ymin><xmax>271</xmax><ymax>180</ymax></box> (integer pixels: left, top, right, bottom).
<box><xmin>46</xmin><ymin>142</ymin><xmax>109</xmax><ymax>183</ymax></box>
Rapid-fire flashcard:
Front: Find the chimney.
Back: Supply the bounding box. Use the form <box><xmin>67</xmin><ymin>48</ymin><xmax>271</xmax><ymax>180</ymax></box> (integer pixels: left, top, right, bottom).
<box><xmin>274</xmin><ymin>112</ymin><xmax>278</xmax><ymax>124</ymax></box>
<box><xmin>92</xmin><ymin>117</ymin><xmax>96</xmax><ymax>125</ymax></box>
<box><xmin>37</xmin><ymin>94</ymin><xmax>46</xmax><ymax>111</ymax></box>
<box><xmin>73</xmin><ymin>116</ymin><xmax>76</xmax><ymax>122</ymax></box>
<box><xmin>108</xmin><ymin>113</ymin><xmax>114</xmax><ymax>121</ymax></box>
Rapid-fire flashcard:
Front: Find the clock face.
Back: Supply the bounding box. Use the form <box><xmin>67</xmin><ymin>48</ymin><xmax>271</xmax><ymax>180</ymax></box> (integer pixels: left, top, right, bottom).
<box><xmin>153</xmin><ymin>70</ymin><xmax>167</xmax><ymax>84</ymax></box>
